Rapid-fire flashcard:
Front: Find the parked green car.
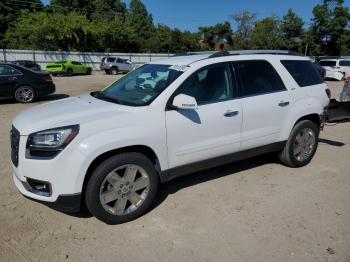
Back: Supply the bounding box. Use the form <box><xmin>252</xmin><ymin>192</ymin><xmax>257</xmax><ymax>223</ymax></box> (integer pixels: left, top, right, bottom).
<box><xmin>45</xmin><ymin>60</ymin><xmax>92</xmax><ymax>76</ymax></box>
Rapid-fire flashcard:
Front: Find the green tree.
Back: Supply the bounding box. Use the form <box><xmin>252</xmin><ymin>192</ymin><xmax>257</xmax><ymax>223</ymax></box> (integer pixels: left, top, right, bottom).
<box><xmin>0</xmin><ymin>0</ymin><xmax>43</xmax><ymax>44</ymax></box>
<box><xmin>126</xmin><ymin>0</ymin><xmax>155</xmax><ymax>51</ymax></box>
<box><xmin>251</xmin><ymin>17</ymin><xmax>285</xmax><ymax>49</ymax></box>
<box><xmin>231</xmin><ymin>11</ymin><xmax>256</xmax><ymax>50</ymax></box>
<box><xmin>309</xmin><ymin>0</ymin><xmax>350</xmax><ymax>56</ymax></box>
<box><xmin>281</xmin><ymin>9</ymin><xmax>304</xmax><ymax>51</ymax></box>
<box><xmin>199</xmin><ymin>22</ymin><xmax>233</xmax><ymax>50</ymax></box>
<box><xmin>4</xmin><ymin>11</ymin><xmax>94</xmax><ymax>51</ymax></box>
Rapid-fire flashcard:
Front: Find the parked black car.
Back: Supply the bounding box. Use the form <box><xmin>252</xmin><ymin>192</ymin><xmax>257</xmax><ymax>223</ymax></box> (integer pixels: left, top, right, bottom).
<box><xmin>12</xmin><ymin>60</ymin><xmax>41</xmax><ymax>71</ymax></box>
<box><xmin>0</xmin><ymin>63</ymin><xmax>55</xmax><ymax>103</ymax></box>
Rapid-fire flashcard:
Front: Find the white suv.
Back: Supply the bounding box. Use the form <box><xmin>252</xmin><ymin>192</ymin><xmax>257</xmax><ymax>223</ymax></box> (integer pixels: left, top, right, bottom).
<box><xmin>11</xmin><ymin>52</ymin><xmax>331</xmax><ymax>224</ymax></box>
<box><xmin>319</xmin><ymin>58</ymin><xmax>350</xmax><ymax>80</ymax></box>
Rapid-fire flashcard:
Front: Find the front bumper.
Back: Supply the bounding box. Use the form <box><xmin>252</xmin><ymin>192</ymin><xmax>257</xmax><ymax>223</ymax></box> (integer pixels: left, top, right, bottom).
<box><xmin>14</xmin><ymin>174</ymin><xmax>81</xmax><ymax>212</ymax></box>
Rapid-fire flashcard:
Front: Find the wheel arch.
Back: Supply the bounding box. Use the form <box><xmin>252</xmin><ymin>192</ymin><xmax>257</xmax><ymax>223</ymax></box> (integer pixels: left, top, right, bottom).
<box><xmin>81</xmin><ymin>145</ymin><xmax>161</xmax><ymax>200</ymax></box>
<box><xmin>294</xmin><ymin>113</ymin><xmax>321</xmax><ymax>128</ymax></box>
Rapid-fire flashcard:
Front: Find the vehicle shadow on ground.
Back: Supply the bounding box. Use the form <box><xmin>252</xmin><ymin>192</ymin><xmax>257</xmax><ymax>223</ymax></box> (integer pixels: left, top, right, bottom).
<box><xmin>0</xmin><ymin>94</ymin><xmax>69</xmax><ymax>105</ymax></box>
<box><xmin>319</xmin><ymin>138</ymin><xmax>346</xmax><ymax>147</ymax></box>
<box><xmin>150</xmin><ymin>153</ymin><xmax>279</xmax><ymax>213</ymax></box>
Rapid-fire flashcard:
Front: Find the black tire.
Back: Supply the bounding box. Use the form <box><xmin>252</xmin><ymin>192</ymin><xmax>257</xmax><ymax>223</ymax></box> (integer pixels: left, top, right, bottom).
<box><xmin>86</xmin><ymin>68</ymin><xmax>92</xmax><ymax>75</ymax></box>
<box><xmin>105</xmin><ymin>69</ymin><xmax>110</xmax><ymax>75</ymax></box>
<box><xmin>110</xmin><ymin>67</ymin><xmax>118</xmax><ymax>75</ymax></box>
<box><xmin>14</xmin><ymin>86</ymin><xmax>36</xmax><ymax>103</ymax></box>
<box><xmin>66</xmin><ymin>68</ymin><xmax>74</xmax><ymax>76</ymax></box>
<box><xmin>85</xmin><ymin>153</ymin><xmax>159</xmax><ymax>224</ymax></box>
<box><xmin>279</xmin><ymin>120</ymin><xmax>319</xmax><ymax>168</ymax></box>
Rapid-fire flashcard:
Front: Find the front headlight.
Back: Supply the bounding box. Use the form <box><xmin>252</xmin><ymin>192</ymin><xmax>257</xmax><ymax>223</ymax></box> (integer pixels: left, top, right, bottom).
<box><xmin>26</xmin><ymin>125</ymin><xmax>79</xmax><ymax>158</ymax></box>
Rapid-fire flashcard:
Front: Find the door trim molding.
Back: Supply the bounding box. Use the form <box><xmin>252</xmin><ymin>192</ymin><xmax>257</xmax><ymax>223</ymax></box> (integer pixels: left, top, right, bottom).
<box><xmin>160</xmin><ymin>141</ymin><xmax>286</xmax><ymax>183</ymax></box>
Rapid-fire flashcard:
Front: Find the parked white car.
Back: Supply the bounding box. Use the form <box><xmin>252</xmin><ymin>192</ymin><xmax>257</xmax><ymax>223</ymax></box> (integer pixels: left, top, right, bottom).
<box><xmin>319</xmin><ymin>59</ymin><xmax>350</xmax><ymax>80</ymax></box>
<box><xmin>11</xmin><ymin>52</ymin><xmax>331</xmax><ymax>224</ymax></box>
<box><xmin>340</xmin><ymin>76</ymin><xmax>350</xmax><ymax>102</ymax></box>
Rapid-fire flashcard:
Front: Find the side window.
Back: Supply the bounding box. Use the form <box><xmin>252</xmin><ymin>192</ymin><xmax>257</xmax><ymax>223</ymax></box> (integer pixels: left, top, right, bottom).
<box><xmin>0</xmin><ymin>65</ymin><xmax>21</xmax><ymax>76</ymax></box>
<box><xmin>107</xmin><ymin>57</ymin><xmax>115</xmax><ymax>63</ymax></box>
<box><xmin>71</xmin><ymin>61</ymin><xmax>82</xmax><ymax>65</ymax></box>
<box><xmin>117</xmin><ymin>58</ymin><xmax>123</xmax><ymax>63</ymax></box>
<box><xmin>281</xmin><ymin>60</ymin><xmax>323</xmax><ymax>87</ymax></box>
<box><xmin>233</xmin><ymin>60</ymin><xmax>286</xmax><ymax>97</ymax></box>
<box><xmin>175</xmin><ymin>63</ymin><xmax>234</xmax><ymax>105</ymax></box>
<box><xmin>339</xmin><ymin>60</ymin><xmax>350</xmax><ymax>67</ymax></box>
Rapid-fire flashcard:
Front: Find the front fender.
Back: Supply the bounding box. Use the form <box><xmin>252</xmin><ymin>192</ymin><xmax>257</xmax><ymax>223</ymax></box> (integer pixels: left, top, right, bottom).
<box><xmin>73</xmin><ymin>126</ymin><xmax>168</xmax><ymax>192</ymax></box>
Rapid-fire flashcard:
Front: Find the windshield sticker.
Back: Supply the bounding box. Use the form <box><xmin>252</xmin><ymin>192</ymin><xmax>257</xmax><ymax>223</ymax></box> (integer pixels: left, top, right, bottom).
<box><xmin>169</xmin><ymin>65</ymin><xmax>190</xmax><ymax>72</ymax></box>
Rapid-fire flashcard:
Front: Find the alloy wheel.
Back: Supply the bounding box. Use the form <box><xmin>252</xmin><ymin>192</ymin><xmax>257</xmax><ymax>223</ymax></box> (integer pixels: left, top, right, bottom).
<box><xmin>293</xmin><ymin>128</ymin><xmax>316</xmax><ymax>162</ymax></box>
<box><xmin>15</xmin><ymin>87</ymin><xmax>34</xmax><ymax>103</ymax></box>
<box><xmin>99</xmin><ymin>164</ymin><xmax>150</xmax><ymax>216</ymax></box>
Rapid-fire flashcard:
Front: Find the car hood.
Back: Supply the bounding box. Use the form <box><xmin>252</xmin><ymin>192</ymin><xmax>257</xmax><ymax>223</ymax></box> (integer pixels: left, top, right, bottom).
<box><xmin>13</xmin><ymin>94</ymin><xmax>135</xmax><ymax>135</ymax></box>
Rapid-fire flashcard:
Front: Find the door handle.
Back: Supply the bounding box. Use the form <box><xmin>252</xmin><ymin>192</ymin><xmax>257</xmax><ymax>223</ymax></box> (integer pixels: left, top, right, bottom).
<box><xmin>278</xmin><ymin>101</ymin><xmax>290</xmax><ymax>107</ymax></box>
<box><xmin>224</xmin><ymin>110</ymin><xmax>239</xmax><ymax>117</ymax></box>
<box><xmin>8</xmin><ymin>77</ymin><xmax>17</xmax><ymax>81</ymax></box>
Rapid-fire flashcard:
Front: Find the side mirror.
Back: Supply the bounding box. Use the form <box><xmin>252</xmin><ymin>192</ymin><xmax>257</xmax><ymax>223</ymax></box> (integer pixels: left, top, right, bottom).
<box><xmin>172</xmin><ymin>94</ymin><xmax>198</xmax><ymax>110</ymax></box>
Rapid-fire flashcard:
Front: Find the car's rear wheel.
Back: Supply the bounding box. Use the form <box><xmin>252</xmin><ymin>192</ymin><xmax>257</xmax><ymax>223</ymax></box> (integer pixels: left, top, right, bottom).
<box><xmin>85</xmin><ymin>153</ymin><xmax>159</xmax><ymax>224</ymax></box>
<box><xmin>66</xmin><ymin>68</ymin><xmax>74</xmax><ymax>76</ymax></box>
<box><xmin>14</xmin><ymin>86</ymin><xmax>36</xmax><ymax>103</ymax></box>
<box><xmin>86</xmin><ymin>68</ymin><xmax>92</xmax><ymax>75</ymax></box>
<box><xmin>279</xmin><ymin>120</ymin><xmax>319</xmax><ymax>167</ymax></box>
<box><xmin>110</xmin><ymin>67</ymin><xmax>118</xmax><ymax>75</ymax></box>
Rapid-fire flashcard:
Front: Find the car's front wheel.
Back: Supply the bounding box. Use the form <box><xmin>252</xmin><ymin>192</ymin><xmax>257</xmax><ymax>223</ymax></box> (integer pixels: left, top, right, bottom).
<box><xmin>85</xmin><ymin>153</ymin><xmax>159</xmax><ymax>224</ymax></box>
<box><xmin>279</xmin><ymin>120</ymin><xmax>319</xmax><ymax>167</ymax></box>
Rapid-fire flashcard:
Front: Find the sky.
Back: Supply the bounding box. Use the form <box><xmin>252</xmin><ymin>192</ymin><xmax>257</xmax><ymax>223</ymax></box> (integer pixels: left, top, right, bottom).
<box><xmin>41</xmin><ymin>0</ymin><xmax>350</xmax><ymax>31</ymax></box>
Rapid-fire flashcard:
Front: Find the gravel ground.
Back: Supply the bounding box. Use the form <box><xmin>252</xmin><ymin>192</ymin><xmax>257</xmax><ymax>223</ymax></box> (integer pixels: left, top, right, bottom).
<box><xmin>0</xmin><ymin>72</ymin><xmax>349</xmax><ymax>262</ymax></box>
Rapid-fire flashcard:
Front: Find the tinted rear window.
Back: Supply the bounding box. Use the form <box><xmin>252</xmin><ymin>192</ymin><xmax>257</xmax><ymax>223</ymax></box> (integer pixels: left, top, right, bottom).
<box><xmin>319</xmin><ymin>60</ymin><xmax>336</xmax><ymax>67</ymax></box>
<box><xmin>339</xmin><ymin>60</ymin><xmax>350</xmax><ymax>66</ymax></box>
<box><xmin>281</xmin><ymin>60</ymin><xmax>323</xmax><ymax>87</ymax></box>
<box><xmin>233</xmin><ymin>60</ymin><xmax>286</xmax><ymax>97</ymax></box>
<box><xmin>107</xmin><ymin>57</ymin><xmax>115</xmax><ymax>62</ymax></box>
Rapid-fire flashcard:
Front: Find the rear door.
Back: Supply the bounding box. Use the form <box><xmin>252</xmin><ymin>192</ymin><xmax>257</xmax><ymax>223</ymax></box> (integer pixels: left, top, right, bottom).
<box><xmin>233</xmin><ymin>60</ymin><xmax>290</xmax><ymax>150</ymax></box>
<box><xmin>166</xmin><ymin>62</ymin><xmax>242</xmax><ymax>168</ymax></box>
<box><xmin>0</xmin><ymin>65</ymin><xmax>21</xmax><ymax>98</ymax></box>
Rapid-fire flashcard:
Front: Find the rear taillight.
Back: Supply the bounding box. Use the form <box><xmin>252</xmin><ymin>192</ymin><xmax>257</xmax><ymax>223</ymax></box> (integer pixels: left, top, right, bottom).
<box><xmin>42</xmin><ymin>75</ymin><xmax>52</xmax><ymax>82</ymax></box>
<box><xmin>325</xmin><ymin>88</ymin><xmax>331</xmax><ymax>99</ymax></box>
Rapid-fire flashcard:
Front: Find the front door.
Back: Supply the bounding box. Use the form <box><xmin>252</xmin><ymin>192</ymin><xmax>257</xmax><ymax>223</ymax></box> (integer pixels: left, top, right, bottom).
<box><xmin>166</xmin><ymin>63</ymin><xmax>242</xmax><ymax>168</ymax></box>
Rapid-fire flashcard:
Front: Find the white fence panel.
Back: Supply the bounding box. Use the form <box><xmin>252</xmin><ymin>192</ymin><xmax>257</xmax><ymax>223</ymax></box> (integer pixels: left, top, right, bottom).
<box><xmin>0</xmin><ymin>49</ymin><xmax>172</xmax><ymax>70</ymax></box>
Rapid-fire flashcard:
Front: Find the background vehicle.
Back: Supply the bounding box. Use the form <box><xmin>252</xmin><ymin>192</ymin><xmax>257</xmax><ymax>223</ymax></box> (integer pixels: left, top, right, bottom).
<box><xmin>319</xmin><ymin>59</ymin><xmax>350</xmax><ymax>80</ymax></box>
<box><xmin>45</xmin><ymin>60</ymin><xmax>92</xmax><ymax>76</ymax></box>
<box><xmin>340</xmin><ymin>76</ymin><xmax>350</xmax><ymax>102</ymax></box>
<box><xmin>0</xmin><ymin>63</ymin><xmax>55</xmax><ymax>103</ymax></box>
<box><xmin>12</xmin><ymin>60</ymin><xmax>41</xmax><ymax>71</ymax></box>
<box><xmin>12</xmin><ymin>51</ymin><xmax>337</xmax><ymax>224</ymax></box>
<box><xmin>100</xmin><ymin>56</ymin><xmax>134</xmax><ymax>75</ymax></box>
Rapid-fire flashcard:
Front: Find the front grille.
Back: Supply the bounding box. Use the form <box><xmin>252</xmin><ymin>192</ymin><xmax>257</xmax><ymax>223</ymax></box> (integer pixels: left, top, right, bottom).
<box><xmin>10</xmin><ymin>126</ymin><xmax>20</xmax><ymax>167</ymax></box>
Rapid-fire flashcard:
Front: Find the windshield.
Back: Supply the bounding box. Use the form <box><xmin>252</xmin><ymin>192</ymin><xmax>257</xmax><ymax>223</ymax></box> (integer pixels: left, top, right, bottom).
<box><xmin>97</xmin><ymin>64</ymin><xmax>185</xmax><ymax>106</ymax></box>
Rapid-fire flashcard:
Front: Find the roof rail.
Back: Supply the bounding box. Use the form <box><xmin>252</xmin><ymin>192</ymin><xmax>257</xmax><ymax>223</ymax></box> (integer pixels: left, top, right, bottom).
<box><xmin>208</xmin><ymin>50</ymin><xmax>301</xmax><ymax>58</ymax></box>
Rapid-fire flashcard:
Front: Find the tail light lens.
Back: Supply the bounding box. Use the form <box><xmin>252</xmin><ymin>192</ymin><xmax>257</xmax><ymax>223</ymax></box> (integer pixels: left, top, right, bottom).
<box><xmin>325</xmin><ymin>88</ymin><xmax>331</xmax><ymax>99</ymax></box>
<box><xmin>42</xmin><ymin>75</ymin><xmax>52</xmax><ymax>82</ymax></box>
